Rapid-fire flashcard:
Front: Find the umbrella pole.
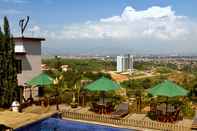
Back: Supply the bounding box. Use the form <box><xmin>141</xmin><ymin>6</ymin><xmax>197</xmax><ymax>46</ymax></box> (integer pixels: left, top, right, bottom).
<box><xmin>102</xmin><ymin>91</ymin><xmax>105</xmax><ymax>114</ymax></box>
<box><xmin>30</xmin><ymin>86</ymin><xmax>32</xmax><ymax>98</ymax></box>
<box><xmin>102</xmin><ymin>91</ymin><xmax>104</xmax><ymax>104</ymax></box>
<box><xmin>56</xmin><ymin>87</ymin><xmax>59</xmax><ymax>111</ymax></box>
<box><xmin>166</xmin><ymin>97</ymin><xmax>168</xmax><ymax>114</ymax></box>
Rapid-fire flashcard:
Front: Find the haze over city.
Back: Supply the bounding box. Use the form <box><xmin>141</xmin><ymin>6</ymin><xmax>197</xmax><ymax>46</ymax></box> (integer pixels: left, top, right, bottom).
<box><xmin>0</xmin><ymin>0</ymin><xmax>197</xmax><ymax>56</ymax></box>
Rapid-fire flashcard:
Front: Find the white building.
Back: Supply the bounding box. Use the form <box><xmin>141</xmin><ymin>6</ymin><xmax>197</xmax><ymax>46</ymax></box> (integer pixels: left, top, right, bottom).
<box><xmin>117</xmin><ymin>54</ymin><xmax>134</xmax><ymax>72</ymax></box>
<box><xmin>14</xmin><ymin>37</ymin><xmax>45</xmax><ymax>101</ymax></box>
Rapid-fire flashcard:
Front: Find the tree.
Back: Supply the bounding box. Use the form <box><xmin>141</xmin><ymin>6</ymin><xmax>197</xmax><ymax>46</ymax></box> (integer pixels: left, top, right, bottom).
<box><xmin>83</xmin><ymin>72</ymin><xmax>111</xmax><ymax>81</ymax></box>
<box><xmin>121</xmin><ymin>79</ymin><xmax>144</xmax><ymax>112</ymax></box>
<box><xmin>141</xmin><ymin>78</ymin><xmax>151</xmax><ymax>89</ymax></box>
<box><xmin>0</xmin><ymin>17</ymin><xmax>18</xmax><ymax>107</ymax></box>
<box><xmin>63</xmin><ymin>69</ymin><xmax>82</xmax><ymax>106</ymax></box>
<box><xmin>54</xmin><ymin>56</ymin><xmax>62</xmax><ymax>71</ymax></box>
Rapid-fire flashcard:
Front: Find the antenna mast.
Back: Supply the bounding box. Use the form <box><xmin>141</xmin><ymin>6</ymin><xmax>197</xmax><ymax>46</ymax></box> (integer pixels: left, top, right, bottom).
<box><xmin>19</xmin><ymin>16</ymin><xmax>29</xmax><ymax>37</ymax></box>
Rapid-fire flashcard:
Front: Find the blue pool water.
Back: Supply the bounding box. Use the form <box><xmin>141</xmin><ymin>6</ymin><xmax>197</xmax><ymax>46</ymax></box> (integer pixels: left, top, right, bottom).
<box><xmin>15</xmin><ymin>118</ymin><xmax>134</xmax><ymax>131</ymax></box>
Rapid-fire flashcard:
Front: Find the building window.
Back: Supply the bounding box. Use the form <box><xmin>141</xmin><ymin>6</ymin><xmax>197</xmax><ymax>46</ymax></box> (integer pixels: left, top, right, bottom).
<box><xmin>16</xmin><ymin>59</ymin><xmax>22</xmax><ymax>74</ymax></box>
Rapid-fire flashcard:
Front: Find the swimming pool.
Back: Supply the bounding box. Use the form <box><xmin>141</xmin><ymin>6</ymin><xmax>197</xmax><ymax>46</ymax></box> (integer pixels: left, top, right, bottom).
<box><xmin>15</xmin><ymin>117</ymin><xmax>134</xmax><ymax>131</ymax></box>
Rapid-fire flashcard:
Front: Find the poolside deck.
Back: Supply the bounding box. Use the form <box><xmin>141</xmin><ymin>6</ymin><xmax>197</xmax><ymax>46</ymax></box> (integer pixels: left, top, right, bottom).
<box><xmin>22</xmin><ymin>104</ymin><xmax>193</xmax><ymax>129</ymax></box>
<box><xmin>0</xmin><ymin>110</ymin><xmax>58</xmax><ymax>129</ymax></box>
<box><xmin>23</xmin><ymin>104</ymin><xmax>94</xmax><ymax>114</ymax></box>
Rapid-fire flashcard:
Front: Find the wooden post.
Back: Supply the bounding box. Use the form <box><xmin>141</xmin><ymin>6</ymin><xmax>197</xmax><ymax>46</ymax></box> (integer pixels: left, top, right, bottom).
<box><xmin>55</xmin><ymin>87</ymin><xmax>59</xmax><ymax>110</ymax></box>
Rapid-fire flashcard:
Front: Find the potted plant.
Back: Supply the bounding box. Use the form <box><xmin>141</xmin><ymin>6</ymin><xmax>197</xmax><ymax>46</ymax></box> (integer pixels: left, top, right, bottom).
<box><xmin>70</xmin><ymin>93</ymin><xmax>78</xmax><ymax>108</ymax></box>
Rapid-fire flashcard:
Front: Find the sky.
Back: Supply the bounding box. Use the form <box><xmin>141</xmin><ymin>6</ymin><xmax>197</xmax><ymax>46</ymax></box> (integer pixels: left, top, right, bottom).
<box><xmin>0</xmin><ymin>0</ymin><xmax>197</xmax><ymax>56</ymax></box>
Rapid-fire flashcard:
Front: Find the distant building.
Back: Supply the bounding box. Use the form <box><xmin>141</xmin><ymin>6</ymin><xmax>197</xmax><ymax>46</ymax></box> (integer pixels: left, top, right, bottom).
<box><xmin>41</xmin><ymin>64</ymin><xmax>49</xmax><ymax>71</ymax></box>
<box><xmin>117</xmin><ymin>54</ymin><xmax>134</xmax><ymax>72</ymax></box>
<box><xmin>61</xmin><ymin>65</ymin><xmax>69</xmax><ymax>72</ymax></box>
<box><xmin>14</xmin><ymin>37</ymin><xmax>45</xmax><ymax>101</ymax></box>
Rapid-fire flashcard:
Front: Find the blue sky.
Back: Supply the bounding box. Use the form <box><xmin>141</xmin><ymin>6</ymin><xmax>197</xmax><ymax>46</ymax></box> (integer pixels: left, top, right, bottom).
<box><xmin>1</xmin><ymin>0</ymin><xmax>197</xmax><ymax>25</ymax></box>
<box><xmin>1</xmin><ymin>0</ymin><xmax>197</xmax><ymax>55</ymax></box>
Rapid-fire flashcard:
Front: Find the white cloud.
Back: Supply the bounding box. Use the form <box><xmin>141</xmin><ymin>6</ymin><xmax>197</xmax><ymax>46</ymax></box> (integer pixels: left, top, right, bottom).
<box><xmin>22</xmin><ymin>25</ymin><xmax>41</xmax><ymax>37</ymax></box>
<box><xmin>101</xmin><ymin>6</ymin><xmax>175</xmax><ymax>22</ymax></box>
<box><xmin>29</xmin><ymin>25</ymin><xmax>40</xmax><ymax>33</ymax></box>
<box><xmin>48</xmin><ymin>6</ymin><xmax>195</xmax><ymax>40</ymax></box>
<box><xmin>13</xmin><ymin>25</ymin><xmax>42</xmax><ymax>37</ymax></box>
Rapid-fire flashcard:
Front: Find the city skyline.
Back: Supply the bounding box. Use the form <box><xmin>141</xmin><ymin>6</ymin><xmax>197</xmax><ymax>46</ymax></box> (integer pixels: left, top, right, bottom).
<box><xmin>0</xmin><ymin>0</ymin><xmax>197</xmax><ymax>55</ymax></box>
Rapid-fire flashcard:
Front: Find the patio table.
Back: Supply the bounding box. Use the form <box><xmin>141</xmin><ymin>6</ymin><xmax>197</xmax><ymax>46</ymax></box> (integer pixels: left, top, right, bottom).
<box><xmin>97</xmin><ymin>102</ymin><xmax>107</xmax><ymax>114</ymax></box>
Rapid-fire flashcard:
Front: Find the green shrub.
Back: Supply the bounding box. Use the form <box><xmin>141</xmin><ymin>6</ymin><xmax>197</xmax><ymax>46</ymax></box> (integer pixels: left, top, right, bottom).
<box><xmin>181</xmin><ymin>102</ymin><xmax>195</xmax><ymax>119</ymax></box>
<box><xmin>155</xmin><ymin>67</ymin><xmax>172</xmax><ymax>74</ymax></box>
<box><xmin>147</xmin><ymin>112</ymin><xmax>156</xmax><ymax>120</ymax></box>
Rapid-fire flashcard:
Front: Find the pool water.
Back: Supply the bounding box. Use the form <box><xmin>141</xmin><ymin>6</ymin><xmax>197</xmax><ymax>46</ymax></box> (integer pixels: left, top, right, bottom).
<box><xmin>41</xmin><ymin>118</ymin><xmax>132</xmax><ymax>131</ymax></box>
<box><xmin>15</xmin><ymin>118</ymin><xmax>134</xmax><ymax>131</ymax></box>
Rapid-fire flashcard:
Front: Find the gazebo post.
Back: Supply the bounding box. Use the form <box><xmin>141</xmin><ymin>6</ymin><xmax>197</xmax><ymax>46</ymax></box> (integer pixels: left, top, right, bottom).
<box><xmin>53</xmin><ymin>78</ymin><xmax>60</xmax><ymax>111</ymax></box>
<box><xmin>56</xmin><ymin>87</ymin><xmax>59</xmax><ymax>111</ymax></box>
<box><xmin>102</xmin><ymin>91</ymin><xmax>105</xmax><ymax>104</ymax></box>
<box><xmin>29</xmin><ymin>86</ymin><xmax>32</xmax><ymax>99</ymax></box>
<box><xmin>165</xmin><ymin>97</ymin><xmax>168</xmax><ymax>114</ymax></box>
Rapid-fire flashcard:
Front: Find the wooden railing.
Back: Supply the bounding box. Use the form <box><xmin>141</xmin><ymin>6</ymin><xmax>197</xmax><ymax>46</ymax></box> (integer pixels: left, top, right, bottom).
<box><xmin>62</xmin><ymin>110</ymin><xmax>191</xmax><ymax>131</ymax></box>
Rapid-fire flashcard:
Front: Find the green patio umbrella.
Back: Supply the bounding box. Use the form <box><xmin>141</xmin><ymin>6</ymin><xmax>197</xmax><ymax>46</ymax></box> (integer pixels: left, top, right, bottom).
<box><xmin>85</xmin><ymin>76</ymin><xmax>120</xmax><ymax>103</ymax></box>
<box><xmin>26</xmin><ymin>72</ymin><xmax>54</xmax><ymax>86</ymax></box>
<box><xmin>85</xmin><ymin>76</ymin><xmax>120</xmax><ymax>91</ymax></box>
<box><xmin>148</xmin><ymin>80</ymin><xmax>188</xmax><ymax>97</ymax></box>
<box><xmin>26</xmin><ymin>72</ymin><xmax>54</xmax><ymax>98</ymax></box>
<box><xmin>148</xmin><ymin>80</ymin><xmax>188</xmax><ymax>114</ymax></box>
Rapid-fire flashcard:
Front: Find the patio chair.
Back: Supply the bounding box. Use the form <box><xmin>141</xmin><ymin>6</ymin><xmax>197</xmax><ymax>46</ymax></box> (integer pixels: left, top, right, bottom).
<box><xmin>92</xmin><ymin>102</ymin><xmax>99</xmax><ymax>113</ymax></box>
<box><xmin>111</xmin><ymin>102</ymin><xmax>129</xmax><ymax>119</ymax></box>
<box><xmin>164</xmin><ymin>112</ymin><xmax>173</xmax><ymax>123</ymax></box>
<box><xmin>98</xmin><ymin>104</ymin><xmax>106</xmax><ymax>114</ymax></box>
<box><xmin>150</xmin><ymin>103</ymin><xmax>157</xmax><ymax>112</ymax></box>
<box><xmin>49</xmin><ymin>96</ymin><xmax>56</xmax><ymax>105</ymax></box>
<box><xmin>171</xmin><ymin>108</ymin><xmax>181</xmax><ymax>122</ymax></box>
<box><xmin>156</xmin><ymin>110</ymin><xmax>163</xmax><ymax>122</ymax></box>
<box><xmin>106</xmin><ymin>102</ymin><xmax>114</xmax><ymax>114</ymax></box>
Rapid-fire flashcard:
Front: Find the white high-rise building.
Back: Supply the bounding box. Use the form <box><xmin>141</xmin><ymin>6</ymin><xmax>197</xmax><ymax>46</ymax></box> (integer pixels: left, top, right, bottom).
<box><xmin>117</xmin><ymin>54</ymin><xmax>134</xmax><ymax>72</ymax></box>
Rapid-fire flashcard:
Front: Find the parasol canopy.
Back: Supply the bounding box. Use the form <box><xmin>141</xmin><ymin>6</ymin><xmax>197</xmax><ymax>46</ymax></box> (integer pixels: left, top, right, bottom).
<box><xmin>26</xmin><ymin>72</ymin><xmax>54</xmax><ymax>86</ymax></box>
<box><xmin>85</xmin><ymin>76</ymin><xmax>120</xmax><ymax>92</ymax></box>
<box><xmin>148</xmin><ymin>80</ymin><xmax>188</xmax><ymax>97</ymax></box>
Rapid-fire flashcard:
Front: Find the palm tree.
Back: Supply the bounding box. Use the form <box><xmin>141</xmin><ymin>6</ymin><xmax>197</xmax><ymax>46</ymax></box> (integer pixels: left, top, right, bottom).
<box><xmin>121</xmin><ymin>79</ymin><xmax>144</xmax><ymax>112</ymax></box>
<box><xmin>62</xmin><ymin>69</ymin><xmax>83</xmax><ymax>107</ymax></box>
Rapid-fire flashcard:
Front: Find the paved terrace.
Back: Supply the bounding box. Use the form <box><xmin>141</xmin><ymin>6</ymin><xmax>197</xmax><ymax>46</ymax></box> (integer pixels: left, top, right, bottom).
<box><xmin>0</xmin><ymin>110</ymin><xmax>58</xmax><ymax>129</ymax></box>
<box><xmin>0</xmin><ymin>104</ymin><xmax>190</xmax><ymax>130</ymax></box>
<box><xmin>23</xmin><ymin>104</ymin><xmax>193</xmax><ymax>129</ymax></box>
